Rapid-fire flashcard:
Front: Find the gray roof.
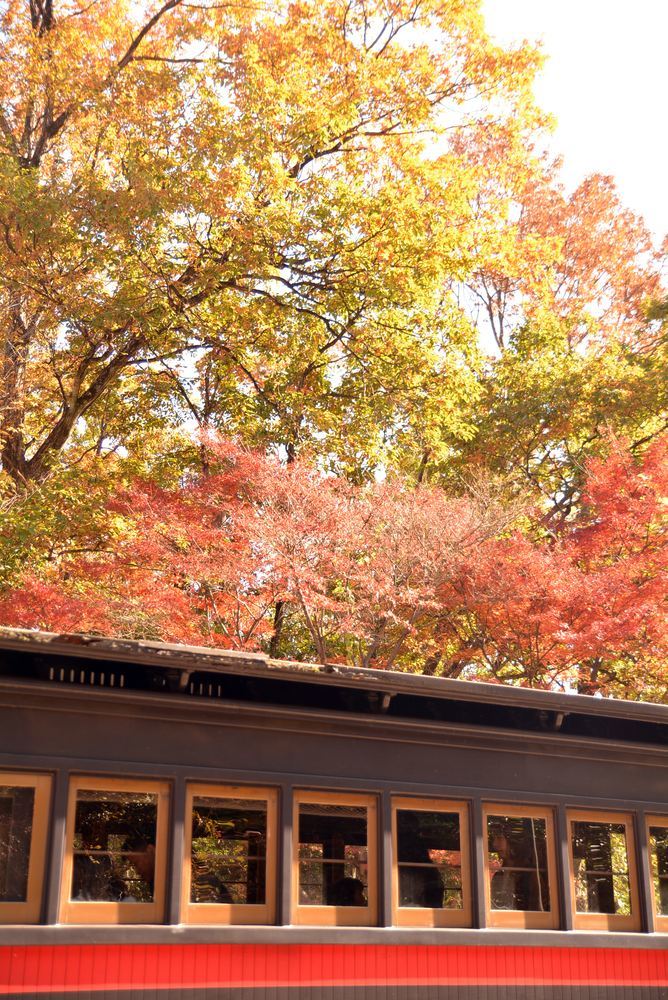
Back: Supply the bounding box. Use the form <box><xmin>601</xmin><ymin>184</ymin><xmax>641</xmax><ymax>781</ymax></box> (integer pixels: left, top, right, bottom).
<box><xmin>1</xmin><ymin>626</ymin><xmax>667</xmax><ymax>728</ymax></box>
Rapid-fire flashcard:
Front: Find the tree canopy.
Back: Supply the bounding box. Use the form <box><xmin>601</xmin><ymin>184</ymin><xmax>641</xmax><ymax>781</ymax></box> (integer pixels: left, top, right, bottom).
<box><xmin>0</xmin><ymin>0</ymin><xmax>665</xmax><ymax>698</ymax></box>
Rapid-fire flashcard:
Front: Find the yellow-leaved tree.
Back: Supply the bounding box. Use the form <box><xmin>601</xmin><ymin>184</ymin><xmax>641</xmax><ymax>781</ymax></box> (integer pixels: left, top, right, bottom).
<box><xmin>0</xmin><ymin>0</ymin><xmax>542</xmax><ymax>484</ymax></box>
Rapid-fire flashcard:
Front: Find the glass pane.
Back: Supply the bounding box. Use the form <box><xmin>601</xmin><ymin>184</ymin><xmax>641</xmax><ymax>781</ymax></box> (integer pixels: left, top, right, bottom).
<box><xmin>649</xmin><ymin>825</ymin><xmax>668</xmax><ymax>917</ymax></box>
<box><xmin>487</xmin><ymin>814</ymin><xmax>551</xmax><ymax>912</ymax></box>
<box><xmin>190</xmin><ymin>796</ymin><xmax>268</xmax><ymax>905</ymax></box>
<box><xmin>298</xmin><ymin>802</ymin><xmax>368</xmax><ymax>906</ymax></box>
<box><xmin>571</xmin><ymin>820</ymin><xmax>631</xmax><ymax>915</ymax></box>
<box><xmin>0</xmin><ymin>786</ymin><xmax>35</xmax><ymax>903</ymax></box>
<box><xmin>71</xmin><ymin>789</ymin><xmax>158</xmax><ymax>903</ymax></box>
<box><xmin>397</xmin><ymin>808</ymin><xmax>463</xmax><ymax>909</ymax></box>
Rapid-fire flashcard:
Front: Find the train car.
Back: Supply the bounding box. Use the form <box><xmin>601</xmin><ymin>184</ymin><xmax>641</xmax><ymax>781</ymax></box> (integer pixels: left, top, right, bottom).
<box><xmin>0</xmin><ymin>628</ymin><xmax>667</xmax><ymax>999</ymax></box>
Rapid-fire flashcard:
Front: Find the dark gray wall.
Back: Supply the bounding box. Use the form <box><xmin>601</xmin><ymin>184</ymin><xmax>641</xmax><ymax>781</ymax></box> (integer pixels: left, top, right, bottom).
<box><xmin>1</xmin><ymin>676</ymin><xmax>667</xmax><ymax>943</ymax></box>
<box><xmin>1</xmin><ymin>680</ymin><xmax>667</xmax><ymax>806</ymax></box>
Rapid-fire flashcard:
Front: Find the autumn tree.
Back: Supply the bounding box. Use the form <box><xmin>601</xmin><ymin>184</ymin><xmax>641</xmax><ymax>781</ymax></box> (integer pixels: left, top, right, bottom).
<box><xmin>417</xmin><ymin>143</ymin><xmax>668</xmax><ymax>517</ymax></box>
<box><xmin>0</xmin><ymin>437</ymin><xmax>517</xmax><ymax>662</ymax></box>
<box><xmin>436</xmin><ymin>434</ymin><xmax>668</xmax><ymax>697</ymax></box>
<box><xmin>0</xmin><ymin>0</ymin><xmax>543</xmax><ymax>488</ymax></box>
<box><xmin>0</xmin><ymin>0</ymin><xmax>666</xmax><ymax>701</ymax></box>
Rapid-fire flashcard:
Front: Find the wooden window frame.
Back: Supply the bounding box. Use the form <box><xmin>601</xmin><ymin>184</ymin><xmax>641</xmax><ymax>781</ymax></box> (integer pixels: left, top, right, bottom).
<box><xmin>0</xmin><ymin>772</ymin><xmax>52</xmax><ymax>925</ymax></box>
<box><xmin>60</xmin><ymin>775</ymin><xmax>170</xmax><ymax>925</ymax></box>
<box><xmin>292</xmin><ymin>789</ymin><xmax>377</xmax><ymax>926</ymax></box>
<box><xmin>182</xmin><ymin>783</ymin><xmax>278</xmax><ymax>925</ymax></box>
<box><xmin>567</xmin><ymin>808</ymin><xmax>640</xmax><ymax>932</ymax></box>
<box><xmin>646</xmin><ymin>814</ymin><xmax>668</xmax><ymax>933</ymax></box>
<box><xmin>482</xmin><ymin>802</ymin><xmax>559</xmax><ymax>930</ymax></box>
<box><xmin>391</xmin><ymin>796</ymin><xmax>471</xmax><ymax>928</ymax></box>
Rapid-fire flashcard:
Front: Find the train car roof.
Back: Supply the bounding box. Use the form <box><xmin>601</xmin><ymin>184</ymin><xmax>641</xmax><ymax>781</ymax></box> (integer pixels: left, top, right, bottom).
<box><xmin>1</xmin><ymin>627</ymin><xmax>667</xmax><ymax>747</ymax></box>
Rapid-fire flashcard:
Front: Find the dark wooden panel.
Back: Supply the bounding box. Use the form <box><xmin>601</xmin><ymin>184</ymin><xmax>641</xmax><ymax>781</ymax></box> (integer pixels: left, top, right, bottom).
<box><xmin>1</xmin><ymin>681</ymin><xmax>668</xmax><ymax>807</ymax></box>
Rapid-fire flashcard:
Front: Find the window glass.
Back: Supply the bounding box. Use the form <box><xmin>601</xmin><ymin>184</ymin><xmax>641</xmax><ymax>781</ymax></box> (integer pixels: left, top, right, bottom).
<box><xmin>571</xmin><ymin>820</ymin><xmax>631</xmax><ymax>915</ymax></box>
<box><xmin>397</xmin><ymin>809</ymin><xmax>462</xmax><ymax>909</ymax></box>
<box><xmin>71</xmin><ymin>789</ymin><xmax>158</xmax><ymax>903</ymax></box>
<box><xmin>0</xmin><ymin>785</ymin><xmax>35</xmax><ymax>903</ymax></box>
<box><xmin>298</xmin><ymin>802</ymin><xmax>368</xmax><ymax>906</ymax></box>
<box><xmin>190</xmin><ymin>796</ymin><xmax>268</xmax><ymax>905</ymax></box>
<box><xmin>487</xmin><ymin>814</ymin><xmax>551</xmax><ymax>912</ymax></box>
<box><xmin>649</xmin><ymin>824</ymin><xmax>668</xmax><ymax>917</ymax></box>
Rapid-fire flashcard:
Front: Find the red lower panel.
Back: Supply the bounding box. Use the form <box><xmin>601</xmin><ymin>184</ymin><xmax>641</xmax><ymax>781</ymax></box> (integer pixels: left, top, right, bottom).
<box><xmin>1</xmin><ymin>944</ymin><xmax>668</xmax><ymax>995</ymax></box>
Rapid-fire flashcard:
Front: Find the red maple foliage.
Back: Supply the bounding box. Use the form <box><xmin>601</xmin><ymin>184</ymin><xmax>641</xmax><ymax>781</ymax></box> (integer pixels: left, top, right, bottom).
<box><xmin>440</xmin><ymin>434</ymin><xmax>667</xmax><ymax>694</ymax></box>
<box><xmin>0</xmin><ymin>434</ymin><xmax>665</xmax><ymax>698</ymax></box>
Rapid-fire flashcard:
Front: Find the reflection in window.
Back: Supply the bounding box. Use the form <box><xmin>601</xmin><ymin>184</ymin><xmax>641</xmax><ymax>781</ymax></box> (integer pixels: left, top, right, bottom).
<box><xmin>190</xmin><ymin>797</ymin><xmax>267</xmax><ymax>905</ymax></box>
<box><xmin>649</xmin><ymin>825</ymin><xmax>668</xmax><ymax>917</ymax></box>
<box><xmin>71</xmin><ymin>790</ymin><xmax>158</xmax><ymax>903</ymax></box>
<box><xmin>0</xmin><ymin>785</ymin><xmax>35</xmax><ymax>903</ymax></box>
<box><xmin>298</xmin><ymin>803</ymin><xmax>368</xmax><ymax>906</ymax></box>
<box><xmin>572</xmin><ymin>821</ymin><xmax>631</xmax><ymax>915</ymax></box>
<box><xmin>487</xmin><ymin>815</ymin><xmax>550</xmax><ymax>912</ymax></box>
<box><xmin>397</xmin><ymin>809</ymin><xmax>462</xmax><ymax>909</ymax></box>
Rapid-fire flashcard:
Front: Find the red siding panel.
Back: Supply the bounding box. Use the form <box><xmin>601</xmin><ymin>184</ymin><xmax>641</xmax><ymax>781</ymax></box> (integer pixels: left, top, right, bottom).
<box><xmin>1</xmin><ymin>944</ymin><xmax>668</xmax><ymax>995</ymax></box>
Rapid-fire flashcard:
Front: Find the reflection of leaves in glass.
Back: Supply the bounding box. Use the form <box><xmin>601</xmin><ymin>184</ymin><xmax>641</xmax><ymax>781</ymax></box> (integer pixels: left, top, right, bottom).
<box><xmin>572</xmin><ymin>822</ymin><xmax>630</xmax><ymax>915</ymax></box>
<box><xmin>344</xmin><ymin>843</ymin><xmax>368</xmax><ymax>883</ymax></box>
<box><xmin>299</xmin><ymin>843</ymin><xmax>323</xmax><ymax>860</ymax></box>
<box><xmin>71</xmin><ymin>790</ymin><xmax>158</xmax><ymax>903</ymax></box>
<box><xmin>443</xmin><ymin>866</ymin><xmax>462</xmax><ymax>889</ymax></box>
<box><xmin>443</xmin><ymin>888</ymin><xmax>463</xmax><ymax>909</ymax></box>
<box><xmin>429</xmin><ymin>850</ymin><xmax>461</xmax><ymax>867</ymax></box>
<box><xmin>610</xmin><ymin>829</ymin><xmax>631</xmax><ymax>915</ymax></box>
<box><xmin>612</xmin><ymin>874</ymin><xmax>631</xmax><ymax>916</ymax></box>
<box><xmin>74</xmin><ymin>791</ymin><xmax>157</xmax><ymax>850</ymax></box>
<box><xmin>299</xmin><ymin>861</ymin><xmax>324</xmax><ymax>905</ymax></box>
<box><xmin>0</xmin><ymin>786</ymin><xmax>35</xmax><ymax>903</ymax></box>
<box><xmin>487</xmin><ymin>815</ymin><xmax>549</xmax><ymax>912</ymax></box>
<box><xmin>574</xmin><ymin>856</ymin><xmax>588</xmax><ymax>912</ymax></box>
<box><xmin>649</xmin><ymin>827</ymin><xmax>668</xmax><ymax>917</ymax></box>
<box><xmin>299</xmin><ymin>844</ymin><xmax>324</xmax><ymax>905</ymax></box>
<box><xmin>190</xmin><ymin>799</ymin><xmax>267</xmax><ymax>905</ymax></box>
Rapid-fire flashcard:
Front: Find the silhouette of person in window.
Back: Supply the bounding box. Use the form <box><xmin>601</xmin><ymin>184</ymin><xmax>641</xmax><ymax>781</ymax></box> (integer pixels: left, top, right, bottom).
<box><xmin>191</xmin><ymin>863</ymin><xmax>234</xmax><ymax>904</ymax></box>
<box><xmin>327</xmin><ymin>876</ymin><xmax>366</xmax><ymax>906</ymax></box>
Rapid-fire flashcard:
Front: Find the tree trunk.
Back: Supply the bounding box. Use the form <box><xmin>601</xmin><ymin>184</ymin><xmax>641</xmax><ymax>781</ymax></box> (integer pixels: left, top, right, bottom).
<box><xmin>416</xmin><ymin>448</ymin><xmax>431</xmax><ymax>485</ymax></box>
<box><xmin>269</xmin><ymin>437</ymin><xmax>298</xmax><ymax>656</ymax></box>
<box><xmin>0</xmin><ymin>305</ymin><xmax>34</xmax><ymax>484</ymax></box>
<box><xmin>577</xmin><ymin>658</ymin><xmax>601</xmax><ymax>695</ymax></box>
<box><xmin>269</xmin><ymin>600</ymin><xmax>286</xmax><ymax>658</ymax></box>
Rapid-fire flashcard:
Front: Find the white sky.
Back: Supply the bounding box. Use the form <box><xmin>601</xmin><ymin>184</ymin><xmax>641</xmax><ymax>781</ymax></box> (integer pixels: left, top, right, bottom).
<box><xmin>482</xmin><ymin>0</ymin><xmax>668</xmax><ymax>242</ymax></box>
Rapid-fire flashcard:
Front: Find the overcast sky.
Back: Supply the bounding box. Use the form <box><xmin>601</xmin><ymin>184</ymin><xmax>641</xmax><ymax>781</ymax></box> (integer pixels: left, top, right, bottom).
<box><xmin>482</xmin><ymin>0</ymin><xmax>668</xmax><ymax>242</ymax></box>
